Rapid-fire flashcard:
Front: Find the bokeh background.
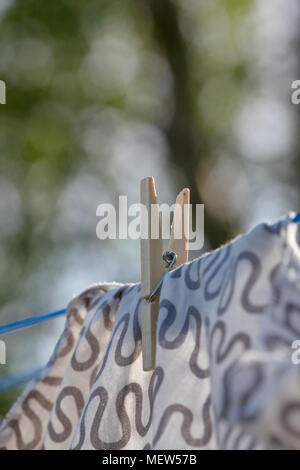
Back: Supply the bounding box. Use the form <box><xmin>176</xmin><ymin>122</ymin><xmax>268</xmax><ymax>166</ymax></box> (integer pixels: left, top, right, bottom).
<box><xmin>0</xmin><ymin>0</ymin><xmax>299</xmax><ymax>415</ymax></box>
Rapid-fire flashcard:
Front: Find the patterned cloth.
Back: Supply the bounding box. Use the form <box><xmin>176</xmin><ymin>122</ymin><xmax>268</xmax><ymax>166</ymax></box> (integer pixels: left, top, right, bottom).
<box><xmin>1</xmin><ymin>214</ymin><xmax>300</xmax><ymax>450</ymax></box>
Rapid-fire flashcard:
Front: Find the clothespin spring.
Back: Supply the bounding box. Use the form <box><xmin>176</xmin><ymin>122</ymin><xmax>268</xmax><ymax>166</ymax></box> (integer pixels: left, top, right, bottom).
<box><xmin>147</xmin><ymin>250</ymin><xmax>177</xmax><ymax>304</ymax></box>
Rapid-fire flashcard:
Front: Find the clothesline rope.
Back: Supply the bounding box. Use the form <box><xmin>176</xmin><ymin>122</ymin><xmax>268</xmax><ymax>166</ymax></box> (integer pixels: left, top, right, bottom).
<box><xmin>292</xmin><ymin>213</ymin><xmax>300</xmax><ymax>223</ymax></box>
<box><xmin>0</xmin><ymin>367</ymin><xmax>43</xmax><ymax>392</ymax></box>
<box><xmin>0</xmin><ymin>308</ymin><xmax>67</xmax><ymax>336</ymax></box>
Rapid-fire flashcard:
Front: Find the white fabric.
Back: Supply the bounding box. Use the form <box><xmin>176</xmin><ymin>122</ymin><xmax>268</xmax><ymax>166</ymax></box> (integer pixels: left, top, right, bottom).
<box><xmin>1</xmin><ymin>214</ymin><xmax>300</xmax><ymax>449</ymax></box>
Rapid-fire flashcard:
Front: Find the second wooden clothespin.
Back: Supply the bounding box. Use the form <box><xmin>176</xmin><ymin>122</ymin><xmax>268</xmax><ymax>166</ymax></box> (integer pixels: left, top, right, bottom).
<box><xmin>140</xmin><ymin>177</ymin><xmax>190</xmax><ymax>371</ymax></box>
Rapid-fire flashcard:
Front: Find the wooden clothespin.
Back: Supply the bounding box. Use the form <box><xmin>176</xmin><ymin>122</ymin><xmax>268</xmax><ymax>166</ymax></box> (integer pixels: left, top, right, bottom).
<box><xmin>140</xmin><ymin>177</ymin><xmax>190</xmax><ymax>371</ymax></box>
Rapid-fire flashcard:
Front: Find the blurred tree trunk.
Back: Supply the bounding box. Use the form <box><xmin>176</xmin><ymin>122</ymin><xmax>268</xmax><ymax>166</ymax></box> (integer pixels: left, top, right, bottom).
<box><xmin>148</xmin><ymin>0</ymin><xmax>235</xmax><ymax>249</ymax></box>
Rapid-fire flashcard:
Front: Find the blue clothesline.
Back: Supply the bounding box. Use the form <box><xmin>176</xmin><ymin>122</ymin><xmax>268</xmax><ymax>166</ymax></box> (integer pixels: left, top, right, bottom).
<box><xmin>0</xmin><ymin>309</ymin><xmax>66</xmax><ymax>393</ymax></box>
<box><xmin>293</xmin><ymin>213</ymin><xmax>300</xmax><ymax>223</ymax></box>
<box><xmin>0</xmin><ymin>367</ymin><xmax>43</xmax><ymax>392</ymax></box>
<box><xmin>0</xmin><ymin>308</ymin><xmax>67</xmax><ymax>336</ymax></box>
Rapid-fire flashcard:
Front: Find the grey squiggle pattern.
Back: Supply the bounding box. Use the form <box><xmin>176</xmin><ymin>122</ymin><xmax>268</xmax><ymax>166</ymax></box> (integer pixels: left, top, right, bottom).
<box><xmin>1</xmin><ymin>217</ymin><xmax>300</xmax><ymax>449</ymax></box>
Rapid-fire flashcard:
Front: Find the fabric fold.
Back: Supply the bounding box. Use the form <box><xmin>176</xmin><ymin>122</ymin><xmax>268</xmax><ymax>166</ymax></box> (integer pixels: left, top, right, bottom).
<box><xmin>1</xmin><ymin>214</ymin><xmax>300</xmax><ymax>449</ymax></box>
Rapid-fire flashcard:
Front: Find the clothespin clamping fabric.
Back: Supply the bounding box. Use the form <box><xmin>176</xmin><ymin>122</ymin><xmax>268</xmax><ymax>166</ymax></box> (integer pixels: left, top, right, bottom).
<box><xmin>140</xmin><ymin>177</ymin><xmax>190</xmax><ymax>371</ymax></box>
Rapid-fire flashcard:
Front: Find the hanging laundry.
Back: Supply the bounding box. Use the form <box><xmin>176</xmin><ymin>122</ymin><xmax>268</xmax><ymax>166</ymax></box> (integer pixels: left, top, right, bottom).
<box><xmin>1</xmin><ymin>214</ymin><xmax>300</xmax><ymax>450</ymax></box>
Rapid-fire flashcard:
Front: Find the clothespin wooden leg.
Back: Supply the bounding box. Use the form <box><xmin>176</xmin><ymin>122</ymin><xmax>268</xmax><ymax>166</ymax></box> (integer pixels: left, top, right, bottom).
<box><xmin>168</xmin><ymin>188</ymin><xmax>190</xmax><ymax>270</ymax></box>
<box><xmin>140</xmin><ymin>177</ymin><xmax>164</xmax><ymax>371</ymax></box>
<box><xmin>141</xmin><ymin>302</ymin><xmax>159</xmax><ymax>371</ymax></box>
